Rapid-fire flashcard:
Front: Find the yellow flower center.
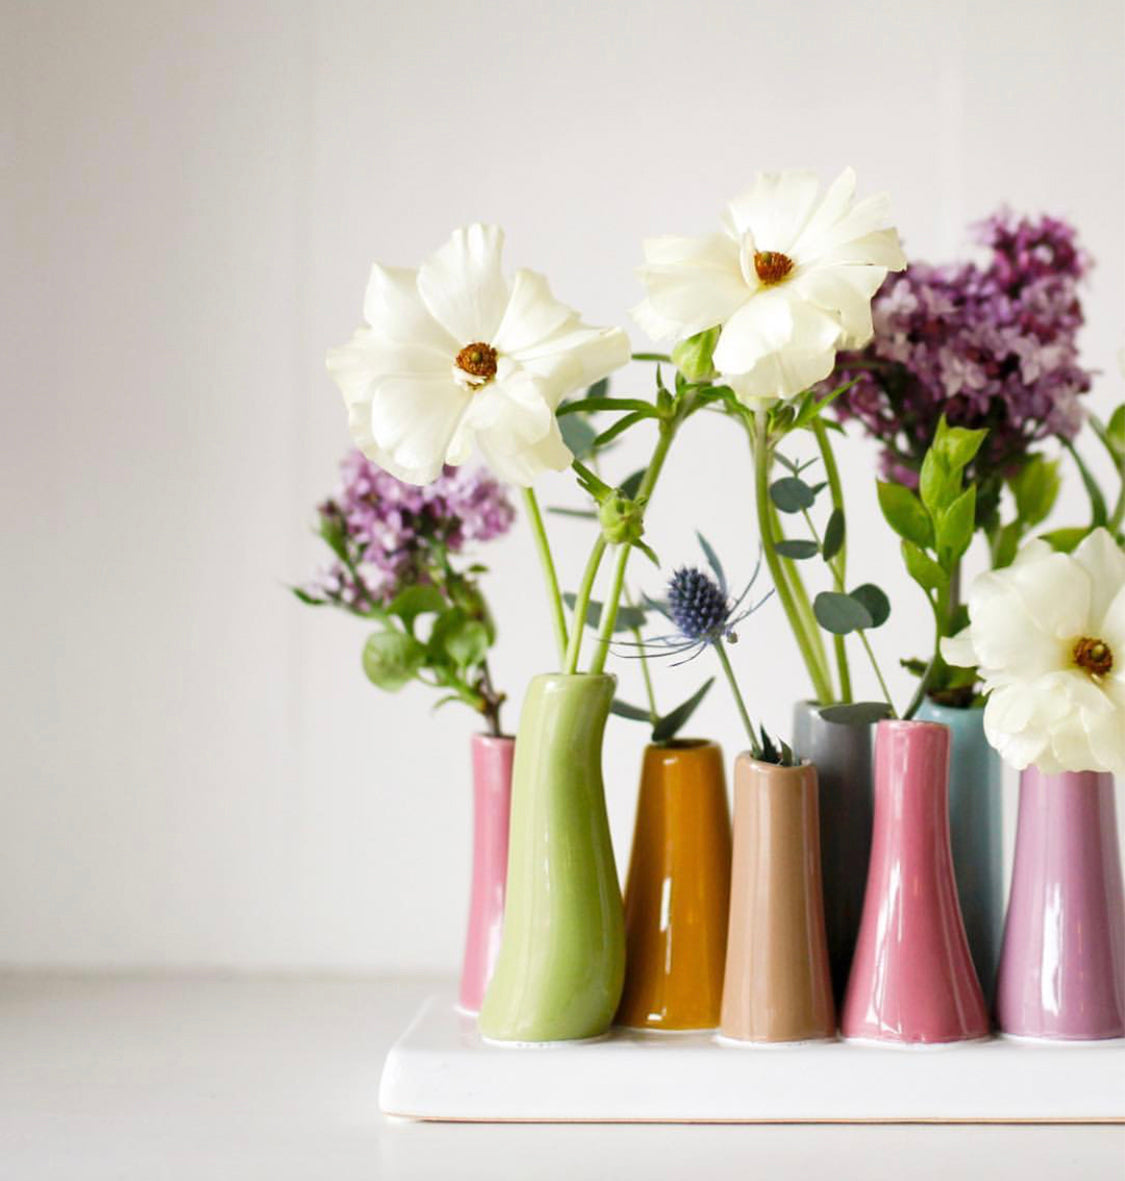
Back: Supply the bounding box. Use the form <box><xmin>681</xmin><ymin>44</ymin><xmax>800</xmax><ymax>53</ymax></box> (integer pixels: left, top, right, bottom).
<box><xmin>753</xmin><ymin>250</ymin><xmax>795</xmax><ymax>286</ymax></box>
<box><xmin>1073</xmin><ymin>636</ymin><xmax>1113</xmax><ymax>678</ymax></box>
<box><xmin>455</xmin><ymin>342</ymin><xmax>498</xmax><ymax>384</ymax></box>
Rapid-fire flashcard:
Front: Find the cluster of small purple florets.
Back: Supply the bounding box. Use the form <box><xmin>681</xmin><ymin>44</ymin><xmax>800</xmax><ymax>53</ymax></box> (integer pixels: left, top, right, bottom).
<box><xmin>308</xmin><ymin>451</ymin><xmax>515</xmax><ymax>610</ymax></box>
<box><xmin>826</xmin><ymin>211</ymin><xmax>1093</xmax><ymax>484</ymax></box>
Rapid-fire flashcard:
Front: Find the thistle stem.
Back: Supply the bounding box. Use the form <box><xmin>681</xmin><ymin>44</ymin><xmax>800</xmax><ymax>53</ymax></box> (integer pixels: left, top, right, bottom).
<box><xmin>812</xmin><ymin>417</ymin><xmax>854</xmax><ymax>703</ymax></box>
<box><xmin>589</xmin><ymin>418</ymin><xmax>678</xmax><ymax>674</ymax></box>
<box><xmin>752</xmin><ymin>411</ymin><xmax>835</xmax><ymax>704</ymax></box>
<box><xmin>522</xmin><ymin>486</ymin><xmax>568</xmax><ymax>668</ymax></box>
<box><xmin>563</xmin><ymin>536</ymin><xmax>607</xmax><ymax>675</ymax></box>
<box><xmin>625</xmin><ymin>585</ymin><xmax>659</xmax><ymax>725</ymax></box>
<box><xmin>714</xmin><ymin>640</ymin><xmax>761</xmax><ymax>759</ymax></box>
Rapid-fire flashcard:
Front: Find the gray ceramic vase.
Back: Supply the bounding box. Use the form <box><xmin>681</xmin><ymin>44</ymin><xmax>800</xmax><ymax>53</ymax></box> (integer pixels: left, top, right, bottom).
<box><xmin>791</xmin><ymin>701</ymin><xmax>884</xmax><ymax>1004</ymax></box>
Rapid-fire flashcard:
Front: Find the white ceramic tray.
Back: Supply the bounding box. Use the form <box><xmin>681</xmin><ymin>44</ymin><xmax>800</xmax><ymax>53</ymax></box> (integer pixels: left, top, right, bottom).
<box><xmin>380</xmin><ymin>997</ymin><xmax>1125</xmax><ymax>1123</ymax></box>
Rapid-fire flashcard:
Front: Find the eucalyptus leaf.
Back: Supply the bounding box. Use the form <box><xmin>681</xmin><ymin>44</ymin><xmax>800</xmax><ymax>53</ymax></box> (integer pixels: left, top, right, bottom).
<box><xmin>814</xmin><ymin>591</ymin><xmax>873</xmax><ymax>635</ymax></box>
<box><xmin>652</xmin><ymin>677</ymin><xmax>715</xmax><ymax>744</ymax></box>
<box><xmin>586</xmin><ymin>376</ymin><xmax>609</xmax><ymax>401</ymax></box>
<box><xmin>362</xmin><ymin>630</ymin><xmax>426</xmax><ymax>691</ymax></box>
<box><xmin>558</xmin><ymin>413</ymin><xmax>599</xmax><ymax>460</ymax></box>
<box><xmin>770</xmin><ymin>477</ymin><xmax>817</xmax><ymax>514</ymax></box>
<box><xmin>822</xmin><ymin>508</ymin><xmax>845</xmax><ymax>561</ymax></box>
<box><xmin>619</xmin><ymin>468</ymin><xmax>646</xmax><ymax>499</ymax></box>
<box><xmin>774</xmin><ymin>539</ymin><xmax>820</xmax><ymax>560</ymax></box>
<box><xmin>547</xmin><ymin>506</ymin><xmax>598</xmax><ymax>519</ymax></box>
<box><xmin>849</xmin><ymin>583</ymin><xmax>890</xmax><ymax>628</ymax></box>
<box><xmin>818</xmin><ymin>701</ymin><xmax>893</xmax><ymax>726</ymax></box>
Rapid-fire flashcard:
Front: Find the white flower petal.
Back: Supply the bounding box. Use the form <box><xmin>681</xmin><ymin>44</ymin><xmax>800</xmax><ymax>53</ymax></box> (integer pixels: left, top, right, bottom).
<box><xmin>634</xmin><ymin>233</ymin><xmax>746</xmax><ymax>341</ymax></box>
<box><xmin>1073</xmin><ymin>528</ymin><xmax>1125</xmax><ymax>627</ymax></box>
<box><xmin>363</xmin><ymin>264</ymin><xmax>457</xmax><ymax>352</ymax></box>
<box><xmin>941</xmin><ymin>626</ymin><xmax>979</xmax><ymax>668</ymax></box>
<box><xmin>491</xmin><ymin>269</ymin><xmax>574</xmax><ymax>356</ymax></box>
<box><xmin>712</xmin><ymin>289</ymin><xmax>795</xmax><ymax>374</ymax></box>
<box><xmin>516</xmin><ymin>325</ymin><xmax>630</xmax><ymax>406</ymax></box>
<box><xmin>791</xmin><ymin>266</ymin><xmax>886</xmax><ymax>347</ymax></box>
<box><xmin>366</xmin><ymin>374</ymin><xmax>469</xmax><ymax>485</ymax></box>
<box><xmin>817</xmin><ymin>228</ymin><xmax>907</xmax><ymax>270</ymax></box>
<box><xmin>724</xmin><ymin>171</ymin><xmax>823</xmax><ymax>253</ymax></box>
<box><xmin>784</xmin><ymin>167</ymin><xmax>857</xmax><ymax>258</ymax></box>
<box><xmin>417</xmin><ymin>224</ymin><xmax>510</xmax><ymax>344</ymax></box>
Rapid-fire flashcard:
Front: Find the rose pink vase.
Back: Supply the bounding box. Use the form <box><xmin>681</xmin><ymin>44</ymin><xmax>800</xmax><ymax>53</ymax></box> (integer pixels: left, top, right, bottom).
<box><xmin>841</xmin><ymin>720</ymin><xmax>989</xmax><ymax>1044</ymax></box>
<box><xmin>458</xmin><ymin>734</ymin><xmax>514</xmax><ymax>1014</ymax></box>
<box><xmin>995</xmin><ymin>767</ymin><xmax>1125</xmax><ymax>1040</ymax></box>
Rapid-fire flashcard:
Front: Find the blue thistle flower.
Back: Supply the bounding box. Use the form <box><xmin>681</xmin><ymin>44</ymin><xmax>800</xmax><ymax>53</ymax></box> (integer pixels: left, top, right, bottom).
<box><xmin>624</xmin><ymin>533</ymin><xmax>772</xmax><ymax>667</ymax></box>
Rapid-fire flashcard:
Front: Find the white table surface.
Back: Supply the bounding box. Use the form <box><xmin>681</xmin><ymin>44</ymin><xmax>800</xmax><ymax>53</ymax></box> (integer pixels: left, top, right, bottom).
<box><xmin>1</xmin><ymin>974</ymin><xmax>1122</xmax><ymax>1180</ymax></box>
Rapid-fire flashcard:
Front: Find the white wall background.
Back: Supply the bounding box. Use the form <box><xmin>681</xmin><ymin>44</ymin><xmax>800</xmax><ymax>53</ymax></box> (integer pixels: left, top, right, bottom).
<box><xmin>3</xmin><ymin>0</ymin><xmax>1124</xmax><ymax>972</ymax></box>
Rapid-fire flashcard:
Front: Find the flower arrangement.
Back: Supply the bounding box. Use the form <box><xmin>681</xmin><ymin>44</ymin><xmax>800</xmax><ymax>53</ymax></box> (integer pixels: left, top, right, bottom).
<box><xmin>307</xmin><ymin>169</ymin><xmax>1125</xmax><ymax>1053</ymax></box>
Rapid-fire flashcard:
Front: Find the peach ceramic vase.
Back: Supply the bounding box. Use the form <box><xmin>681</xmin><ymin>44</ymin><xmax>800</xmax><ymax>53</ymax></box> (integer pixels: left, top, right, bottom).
<box><xmin>719</xmin><ymin>755</ymin><xmax>835</xmax><ymax>1043</ymax></box>
<box><xmin>457</xmin><ymin>734</ymin><xmax>515</xmax><ymax>1014</ymax></box>
<box><xmin>616</xmin><ymin>740</ymin><xmax>732</xmax><ymax>1031</ymax></box>
<box><xmin>840</xmin><ymin>719</ymin><xmax>989</xmax><ymax>1045</ymax></box>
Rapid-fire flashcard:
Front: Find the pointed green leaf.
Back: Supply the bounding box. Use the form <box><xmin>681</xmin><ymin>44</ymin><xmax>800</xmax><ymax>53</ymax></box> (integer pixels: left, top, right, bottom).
<box><xmin>652</xmin><ymin>678</ymin><xmax>715</xmax><ymax>744</ymax></box>
<box><xmin>902</xmin><ymin>540</ymin><xmax>946</xmax><ymax>594</ymax></box>
<box><xmin>877</xmin><ymin>481</ymin><xmax>933</xmax><ymax>548</ymax></box>
<box><xmin>611</xmin><ymin>698</ymin><xmax>653</xmax><ymax>723</ymax></box>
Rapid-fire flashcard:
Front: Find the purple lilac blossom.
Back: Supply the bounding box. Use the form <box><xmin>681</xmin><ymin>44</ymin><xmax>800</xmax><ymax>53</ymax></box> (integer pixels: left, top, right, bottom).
<box><xmin>824</xmin><ymin>211</ymin><xmax>1093</xmax><ymax>483</ymax></box>
<box><xmin>307</xmin><ymin>452</ymin><xmax>515</xmax><ymax>610</ymax></box>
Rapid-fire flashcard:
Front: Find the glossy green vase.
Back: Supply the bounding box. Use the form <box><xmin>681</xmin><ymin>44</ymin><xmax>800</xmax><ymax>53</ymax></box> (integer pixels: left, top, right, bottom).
<box><xmin>478</xmin><ymin>673</ymin><xmax>625</xmax><ymax>1042</ymax></box>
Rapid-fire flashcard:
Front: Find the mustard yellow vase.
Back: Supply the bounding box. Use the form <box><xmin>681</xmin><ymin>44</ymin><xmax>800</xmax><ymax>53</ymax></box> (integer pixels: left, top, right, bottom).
<box><xmin>616</xmin><ymin>740</ymin><xmax>733</xmax><ymax>1031</ymax></box>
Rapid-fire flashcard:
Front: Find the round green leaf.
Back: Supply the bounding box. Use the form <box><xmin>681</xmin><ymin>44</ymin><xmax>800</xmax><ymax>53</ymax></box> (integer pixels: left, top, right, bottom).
<box><xmin>822</xmin><ymin>508</ymin><xmax>845</xmax><ymax>561</ymax></box>
<box><xmin>774</xmin><ymin>539</ymin><xmax>820</xmax><ymax>560</ymax></box>
<box><xmin>362</xmin><ymin>630</ymin><xmax>426</xmax><ymax>691</ymax></box>
<box><xmin>770</xmin><ymin>477</ymin><xmax>817</xmax><ymax>514</ymax></box>
<box><xmin>849</xmin><ymin>583</ymin><xmax>891</xmax><ymax>628</ymax></box>
<box><xmin>814</xmin><ymin>591</ymin><xmax>873</xmax><ymax>635</ymax></box>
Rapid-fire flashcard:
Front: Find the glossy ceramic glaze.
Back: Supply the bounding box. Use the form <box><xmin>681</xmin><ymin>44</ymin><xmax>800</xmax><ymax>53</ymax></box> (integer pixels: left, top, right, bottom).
<box><xmin>791</xmin><ymin>701</ymin><xmax>881</xmax><ymax>1005</ymax></box>
<box><xmin>719</xmin><ymin>755</ymin><xmax>835</xmax><ymax>1043</ymax></box>
<box><xmin>458</xmin><ymin>734</ymin><xmax>515</xmax><ymax>1014</ymax></box>
<box><xmin>478</xmin><ymin>674</ymin><xmax>624</xmax><ymax>1043</ymax></box>
<box><xmin>916</xmin><ymin>700</ymin><xmax>1004</xmax><ymax>1003</ymax></box>
<box><xmin>996</xmin><ymin>767</ymin><xmax>1125</xmax><ymax>1040</ymax></box>
<box><xmin>617</xmin><ymin>740</ymin><xmax>732</xmax><ymax>1031</ymax></box>
<box><xmin>841</xmin><ymin>720</ymin><xmax>989</xmax><ymax>1044</ymax></box>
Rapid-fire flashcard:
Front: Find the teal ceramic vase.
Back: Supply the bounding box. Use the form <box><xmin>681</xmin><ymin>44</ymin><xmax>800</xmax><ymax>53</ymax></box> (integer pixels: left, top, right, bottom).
<box><xmin>916</xmin><ymin>700</ymin><xmax>1004</xmax><ymax>1003</ymax></box>
<box><xmin>478</xmin><ymin>673</ymin><xmax>625</xmax><ymax>1043</ymax></box>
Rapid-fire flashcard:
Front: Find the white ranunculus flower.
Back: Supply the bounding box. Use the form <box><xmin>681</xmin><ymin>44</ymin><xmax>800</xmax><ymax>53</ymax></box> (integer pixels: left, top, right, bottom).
<box><xmin>632</xmin><ymin>168</ymin><xmax>907</xmax><ymax>404</ymax></box>
<box><xmin>942</xmin><ymin>528</ymin><xmax>1125</xmax><ymax>774</ymax></box>
<box><xmin>327</xmin><ymin>224</ymin><xmax>630</xmax><ymax>486</ymax></box>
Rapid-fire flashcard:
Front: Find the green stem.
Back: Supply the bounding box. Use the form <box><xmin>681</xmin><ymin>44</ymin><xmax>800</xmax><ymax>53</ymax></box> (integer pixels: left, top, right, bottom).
<box><xmin>812</xmin><ymin>417</ymin><xmax>854</xmax><ymax>704</ymax></box>
<box><xmin>625</xmin><ymin>586</ymin><xmax>659</xmax><ymax>725</ymax></box>
<box><xmin>589</xmin><ymin>419</ymin><xmax>678</xmax><ymax>674</ymax></box>
<box><xmin>631</xmin><ymin>352</ymin><xmax>672</xmax><ymax>363</ymax></box>
<box><xmin>857</xmin><ymin>631</ymin><xmax>896</xmax><ymax>714</ymax></box>
<box><xmin>904</xmin><ymin>601</ymin><xmax>943</xmax><ymax>720</ymax></box>
<box><xmin>799</xmin><ymin>505</ymin><xmax>852</xmax><ymax>705</ymax></box>
<box><xmin>563</xmin><ymin>536</ymin><xmax>607</xmax><ymax>675</ymax></box>
<box><xmin>715</xmin><ymin>640</ymin><xmax>761</xmax><ymax>758</ymax></box>
<box><xmin>522</xmin><ymin>487</ymin><xmax>569</xmax><ymax>668</ymax></box>
<box><xmin>752</xmin><ymin>412</ymin><xmax>835</xmax><ymax>704</ymax></box>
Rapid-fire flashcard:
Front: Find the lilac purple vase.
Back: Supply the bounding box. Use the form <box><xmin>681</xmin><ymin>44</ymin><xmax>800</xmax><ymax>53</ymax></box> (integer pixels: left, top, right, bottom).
<box><xmin>458</xmin><ymin>734</ymin><xmax>514</xmax><ymax>1014</ymax></box>
<box><xmin>841</xmin><ymin>720</ymin><xmax>989</xmax><ymax>1044</ymax></box>
<box><xmin>995</xmin><ymin>767</ymin><xmax>1125</xmax><ymax>1040</ymax></box>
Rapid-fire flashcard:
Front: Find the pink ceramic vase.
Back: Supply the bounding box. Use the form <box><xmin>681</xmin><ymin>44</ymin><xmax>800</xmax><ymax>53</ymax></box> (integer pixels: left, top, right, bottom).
<box><xmin>458</xmin><ymin>734</ymin><xmax>514</xmax><ymax>1014</ymax></box>
<box><xmin>995</xmin><ymin>767</ymin><xmax>1125</xmax><ymax>1040</ymax></box>
<box><xmin>841</xmin><ymin>719</ymin><xmax>989</xmax><ymax>1044</ymax></box>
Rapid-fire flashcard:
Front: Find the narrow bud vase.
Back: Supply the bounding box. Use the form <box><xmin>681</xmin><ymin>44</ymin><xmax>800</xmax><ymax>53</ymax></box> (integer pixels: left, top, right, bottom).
<box><xmin>995</xmin><ymin>767</ymin><xmax>1125</xmax><ymax>1040</ymax></box>
<box><xmin>841</xmin><ymin>720</ymin><xmax>989</xmax><ymax>1044</ymax></box>
<box><xmin>791</xmin><ymin>701</ymin><xmax>881</xmax><ymax>1005</ymax></box>
<box><xmin>719</xmin><ymin>755</ymin><xmax>835</xmax><ymax>1043</ymax></box>
<box><xmin>478</xmin><ymin>674</ymin><xmax>624</xmax><ymax>1043</ymax></box>
<box><xmin>617</xmin><ymin>740</ymin><xmax>732</xmax><ymax>1031</ymax></box>
<box><xmin>458</xmin><ymin>734</ymin><xmax>515</xmax><ymax>1014</ymax></box>
<box><xmin>916</xmin><ymin>700</ymin><xmax>1004</xmax><ymax>1004</ymax></box>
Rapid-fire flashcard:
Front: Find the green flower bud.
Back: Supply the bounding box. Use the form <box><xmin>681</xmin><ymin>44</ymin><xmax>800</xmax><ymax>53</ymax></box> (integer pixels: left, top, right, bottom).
<box><xmin>599</xmin><ymin>494</ymin><xmax>646</xmax><ymax>546</ymax></box>
<box><xmin>671</xmin><ymin>326</ymin><xmax>720</xmax><ymax>382</ymax></box>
